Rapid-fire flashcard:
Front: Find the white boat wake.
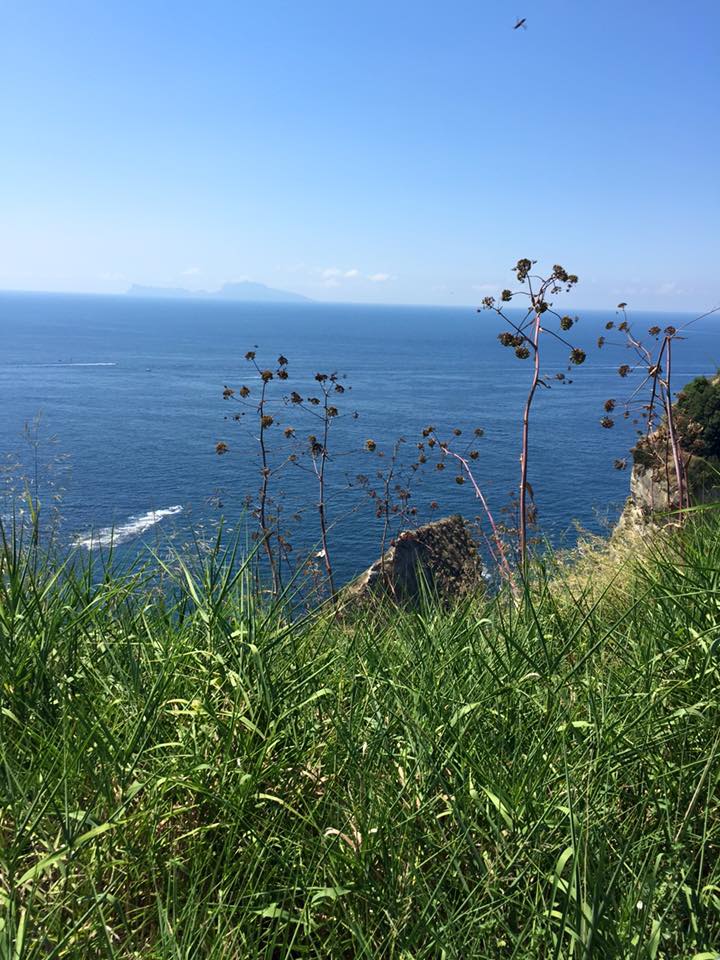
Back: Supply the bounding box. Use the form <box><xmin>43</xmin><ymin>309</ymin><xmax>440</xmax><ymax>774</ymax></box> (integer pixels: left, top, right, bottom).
<box><xmin>73</xmin><ymin>505</ymin><xmax>183</xmax><ymax>549</ymax></box>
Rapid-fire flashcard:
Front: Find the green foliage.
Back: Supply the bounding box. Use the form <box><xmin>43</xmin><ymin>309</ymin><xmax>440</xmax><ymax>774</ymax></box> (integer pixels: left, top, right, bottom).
<box><xmin>676</xmin><ymin>373</ymin><xmax>720</xmax><ymax>458</ymax></box>
<box><xmin>1</xmin><ymin>517</ymin><xmax>720</xmax><ymax>957</ymax></box>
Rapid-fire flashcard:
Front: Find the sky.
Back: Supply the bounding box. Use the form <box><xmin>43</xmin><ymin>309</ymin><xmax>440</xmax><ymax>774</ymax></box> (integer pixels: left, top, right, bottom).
<box><xmin>1</xmin><ymin>0</ymin><xmax>718</xmax><ymax>310</ymax></box>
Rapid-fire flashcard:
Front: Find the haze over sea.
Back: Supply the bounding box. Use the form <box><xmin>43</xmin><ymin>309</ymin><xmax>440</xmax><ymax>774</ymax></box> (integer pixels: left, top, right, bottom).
<box><xmin>2</xmin><ymin>291</ymin><xmax>718</xmax><ymax>584</ymax></box>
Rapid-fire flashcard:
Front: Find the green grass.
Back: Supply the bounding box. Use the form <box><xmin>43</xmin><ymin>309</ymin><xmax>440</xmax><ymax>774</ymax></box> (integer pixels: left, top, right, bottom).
<box><xmin>1</xmin><ymin>516</ymin><xmax>719</xmax><ymax>958</ymax></box>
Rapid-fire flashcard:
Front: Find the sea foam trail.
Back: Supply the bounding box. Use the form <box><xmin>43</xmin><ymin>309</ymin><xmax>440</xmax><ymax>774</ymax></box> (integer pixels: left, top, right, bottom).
<box><xmin>74</xmin><ymin>505</ymin><xmax>183</xmax><ymax>549</ymax></box>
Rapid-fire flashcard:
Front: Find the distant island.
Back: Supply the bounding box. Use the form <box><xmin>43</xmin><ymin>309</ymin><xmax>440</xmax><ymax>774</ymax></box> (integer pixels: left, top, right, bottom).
<box><xmin>126</xmin><ymin>281</ymin><xmax>311</xmax><ymax>303</ymax></box>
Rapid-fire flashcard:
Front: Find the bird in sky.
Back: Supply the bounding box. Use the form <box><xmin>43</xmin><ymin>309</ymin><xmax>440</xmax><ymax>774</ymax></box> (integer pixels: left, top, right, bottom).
<box><xmin>514</xmin><ymin>17</ymin><xmax>527</xmax><ymax>29</ymax></box>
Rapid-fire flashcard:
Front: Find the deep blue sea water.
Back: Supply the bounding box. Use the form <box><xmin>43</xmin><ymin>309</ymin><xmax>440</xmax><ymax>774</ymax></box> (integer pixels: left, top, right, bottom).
<box><xmin>2</xmin><ymin>292</ymin><xmax>719</xmax><ymax>585</ymax></box>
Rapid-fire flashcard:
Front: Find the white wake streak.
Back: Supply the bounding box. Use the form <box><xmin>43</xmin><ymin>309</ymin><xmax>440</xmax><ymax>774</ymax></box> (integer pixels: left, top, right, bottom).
<box><xmin>74</xmin><ymin>505</ymin><xmax>183</xmax><ymax>549</ymax></box>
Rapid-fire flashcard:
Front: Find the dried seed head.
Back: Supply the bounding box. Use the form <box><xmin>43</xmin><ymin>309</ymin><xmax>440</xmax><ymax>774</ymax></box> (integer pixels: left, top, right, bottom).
<box><xmin>215</xmin><ymin>441</ymin><xmax>229</xmax><ymax>455</ymax></box>
<box><xmin>365</xmin><ymin>439</ymin><xmax>376</xmax><ymax>452</ymax></box>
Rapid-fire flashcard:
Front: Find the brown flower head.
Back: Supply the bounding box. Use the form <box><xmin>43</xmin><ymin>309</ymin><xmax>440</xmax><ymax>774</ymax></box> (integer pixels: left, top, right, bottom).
<box><xmin>600</xmin><ymin>417</ymin><xmax>614</xmax><ymax>429</ymax></box>
<box><xmin>244</xmin><ymin>350</ymin><xmax>256</xmax><ymax>360</ymax></box>
<box><xmin>223</xmin><ymin>387</ymin><xmax>234</xmax><ymax>398</ymax></box>
<box><xmin>514</xmin><ymin>258</ymin><xmax>534</xmax><ymax>282</ymax></box>
<box><xmin>215</xmin><ymin>441</ymin><xmax>229</xmax><ymax>455</ymax></box>
<box><xmin>365</xmin><ymin>439</ymin><xmax>377</xmax><ymax>452</ymax></box>
<box><xmin>569</xmin><ymin>348</ymin><xmax>586</xmax><ymax>365</ymax></box>
<box><xmin>560</xmin><ymin>315</ymin><xmax>574</xmax><ymax>331</ymax></box>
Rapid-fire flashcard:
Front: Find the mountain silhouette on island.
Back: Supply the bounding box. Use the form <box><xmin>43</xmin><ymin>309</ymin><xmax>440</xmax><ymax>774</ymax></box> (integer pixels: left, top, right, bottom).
<box><xmin>127</xmin><ymin>281</ymin><xmax>311</xmax><ymax>303</ymax></box>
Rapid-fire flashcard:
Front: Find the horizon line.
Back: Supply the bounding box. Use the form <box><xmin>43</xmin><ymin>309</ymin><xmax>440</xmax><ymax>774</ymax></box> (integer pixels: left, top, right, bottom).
<box><xmin>0</xmin><ymin>284</ymin><xmax>713</xmax><ymax>317</ymax></box>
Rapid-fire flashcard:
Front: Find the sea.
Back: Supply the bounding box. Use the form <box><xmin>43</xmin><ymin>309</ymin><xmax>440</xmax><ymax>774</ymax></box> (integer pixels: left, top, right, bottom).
<box><xmin>2</xmin><ymin>291</ymin><xmax>718</xmax><ymax>585</ymax></box>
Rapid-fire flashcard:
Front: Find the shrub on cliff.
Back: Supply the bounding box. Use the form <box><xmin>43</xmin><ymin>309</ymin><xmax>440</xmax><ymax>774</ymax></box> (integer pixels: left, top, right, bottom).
<box><xmin>675</xmin><ymin>372</ymin><xmax>720</xmax><ymax>460</ymax></box>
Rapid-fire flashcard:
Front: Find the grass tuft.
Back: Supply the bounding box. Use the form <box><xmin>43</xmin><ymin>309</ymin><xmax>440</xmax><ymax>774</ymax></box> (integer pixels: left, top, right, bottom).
<box><xmin>1</xmin><ymin>514</ymin><xmax>719</xmax><ymax>957</ymax></box>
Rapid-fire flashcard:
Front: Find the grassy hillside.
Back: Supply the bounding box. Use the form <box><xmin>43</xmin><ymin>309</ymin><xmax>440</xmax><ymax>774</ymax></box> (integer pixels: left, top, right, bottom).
<box><xmin>1</xmin><ymin>516</ymin><xmax>719</xmax><ymax>958</ymax></box>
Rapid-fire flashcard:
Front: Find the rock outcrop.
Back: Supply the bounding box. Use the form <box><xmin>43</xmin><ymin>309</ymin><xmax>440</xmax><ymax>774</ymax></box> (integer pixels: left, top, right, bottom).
<box><xmin>340</xmin><ymin>514</ymin><xmax>484</xmax><ymax>609</ymax></box>
<box><xmin>615</xmin><ymin>438</ymin><xmax>720</xmax><ymax>538</ymax></box>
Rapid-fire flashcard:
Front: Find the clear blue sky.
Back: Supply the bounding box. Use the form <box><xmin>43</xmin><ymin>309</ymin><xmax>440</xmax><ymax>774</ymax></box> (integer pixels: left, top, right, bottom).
<box><xmin>1</xmin><ymin>0</ymin><xmax>718</xmax><ymax>309</ymax></box>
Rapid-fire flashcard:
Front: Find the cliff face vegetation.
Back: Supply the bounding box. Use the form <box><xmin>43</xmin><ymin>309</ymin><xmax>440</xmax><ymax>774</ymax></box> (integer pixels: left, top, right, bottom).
<box><xmin>618</xmin><ymin>373</ymin><xmax>720</xmax><ymax>532</ymax></box>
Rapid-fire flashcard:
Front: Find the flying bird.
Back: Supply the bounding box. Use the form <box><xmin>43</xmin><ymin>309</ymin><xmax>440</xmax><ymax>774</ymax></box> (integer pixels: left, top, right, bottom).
<box><xmin>514</xmin><ymin>17</ymin><xmax>527</xmax><ymax>29</ymax></box>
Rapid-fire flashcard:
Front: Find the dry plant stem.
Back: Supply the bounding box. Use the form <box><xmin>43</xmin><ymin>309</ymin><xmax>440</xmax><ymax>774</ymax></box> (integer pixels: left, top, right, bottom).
<box><xmin>663</xmin><ymin>336</ymin><xmax>688</xmax><ymax>513</ymax></box>
<box><xmin>378</xmin><ymin>449</ymin><xmax>398</xmax><ymax>591</ymax></box>
<box><xmin>519</xmin><ymin>310</ymin><xmax>542</xmax><ymax>569</ymax></box>
<box><xmin>258</xmin><ymin>379</ymin><xmax>280</xmax><ymax>595</ymax></box>
<box><xmin>315</xmin><ymin>393</ymin><xmax>336</xmax><ymax>598</ymax></box>
<box><xmin>444</xmin><ymin>448</ymin><xmax>514</xmax><ymax>584</ymax></box>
